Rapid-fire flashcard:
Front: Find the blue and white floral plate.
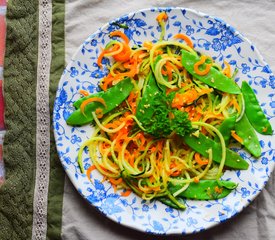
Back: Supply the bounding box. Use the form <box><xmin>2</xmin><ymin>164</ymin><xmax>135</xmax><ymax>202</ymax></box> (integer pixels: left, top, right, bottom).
<box><xmin>53</xmin><ymin>7</ymin><xmax>275</xmax><ymax>235</ymax></box>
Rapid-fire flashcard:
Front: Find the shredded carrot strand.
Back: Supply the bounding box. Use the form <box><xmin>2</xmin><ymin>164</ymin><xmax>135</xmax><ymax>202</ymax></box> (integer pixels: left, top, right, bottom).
<box><xmin>156</xmin><ymin>12</ymin><xmax>168</xmax><ymax>23</ymax></box>
<box><xmin>143</xmin><ymin>41</ymin><xmax>153</xmax><ymax>50</ymax></box>
<box><xmin>113</xmin><ymin>57</ymin><xmax>138</xmax><ymax>80</ymax></box>
<box><xmin>110</xmin><ymin>30</ymin><xmax>130</xmax><ymax>44</ymax></box>
<box><xmin>120</xmin><ymin>189</ymin><xmax>132</xmax><ymax>197</ymax></box>
<box><xmin>172</xmin><ymin>88</ymin><xmax>198</xmax><ymax>108</ymax></box>
<box><xmin>113</xmin><ymin>42</ymin><xmax>131</xmax><ymax>62</ymax></box>
<box><xmin>127</xmin><ymin>91</ymin><xmax>138</xmax><ymax>113</ymax></box>
<box><xmin>97</xmin><ymin>44</ymin><xmax>120</xmax><ymax>68</ymax></box>
<box><xmin>109</xmin><ymin>177</ymin><xmax>123</xmax><ymax>185</ymax></box>
<box><xmin>214</xmin><ymin>186</ymin><xmax>223</xmax><ymax>194</ymax></box>
<box><xmin>80</xmin><ymin>97</ymin><xmax>106</xmax><ymax>115</ymax></box>
<box><xmin>231</xmin><ymin>130</ymin><xmax>244</xmax><ymax>144</ymax></box>
<box><xmin>229</xmin><ymin>97</ymin><xmax>241</xmax><ymax>114</ymax></box>
<box><xmin>194</xmin><ymin>152</ymin><xmax>209</xmax><ymax>165</ymax></box>
<box><xmin>194</xmin><ymin>55</ymin><xmax>212</xmax><ymax>76</ymax></box>
<box><xmin>95</xmin><ymin>108</ymin><xmax>104</xmax><ymax>118</ymax></box>
<box><xmin>79</xmin><ymin>89</ymin><xmax>89</xmax><ymax>96</ymax></box>
<box><xmin>101</xmin><ymin>74</ymin><xmax>116</xmax><ymax>91</ymax></box>
<box><xmin>223</xmin><ymin>61</ymin><xmax>231</xmax><ymax>77</ymax></box>
<box><xmin>194</xmin><ymin>177</ymin><xmax>200</xmax><ymax>183</ymax></box>
<box><xmin>111</xmin><ymin>183</ymin><xmax>117</xmax><ymax>193</ymax></box>
<box><xmin>170</xmin><ymin>163</ymin><xmax>182</xmax><ymax>177</ymax></box>
<box><xmin>173</xmin><ymin>33</ymin><xmax>194</xmax><ymax>48</ymax></box>
<box><xmin>86</xmin><ymin>165</ymin><xmax>97</xmax><ymax>181</ymax></box>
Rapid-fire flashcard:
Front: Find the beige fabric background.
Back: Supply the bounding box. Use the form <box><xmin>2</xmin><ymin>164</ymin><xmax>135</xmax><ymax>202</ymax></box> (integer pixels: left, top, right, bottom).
<box><xmin>62</xmin><ymin>0</ymin><xmax>275</xmax><ymax>239</ymax></box>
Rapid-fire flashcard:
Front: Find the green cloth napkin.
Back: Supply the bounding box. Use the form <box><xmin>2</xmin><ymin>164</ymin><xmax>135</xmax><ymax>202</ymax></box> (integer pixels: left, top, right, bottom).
<box><xmin>0</xmin><ymin>0</ymin><xmax>65</xmax><ymax>239</ymax></box>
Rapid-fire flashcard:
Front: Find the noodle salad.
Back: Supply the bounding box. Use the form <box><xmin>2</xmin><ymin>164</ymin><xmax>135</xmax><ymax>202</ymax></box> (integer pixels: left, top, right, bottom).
<box><xmin>66</xmin><ymin>12</ymin><xmax>273</xmax><ymax>210</ymax></box>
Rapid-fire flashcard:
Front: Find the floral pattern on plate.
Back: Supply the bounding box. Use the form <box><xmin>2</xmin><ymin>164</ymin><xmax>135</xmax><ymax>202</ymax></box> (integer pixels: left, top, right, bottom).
<box><xmin>53</xmin><ymin>7</ymin><xmax>275</xmax><ymax>235</ymax></box>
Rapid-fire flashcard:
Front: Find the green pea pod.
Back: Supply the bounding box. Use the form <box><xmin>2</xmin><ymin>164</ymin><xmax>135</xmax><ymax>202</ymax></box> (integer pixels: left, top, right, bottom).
<box><xmin>181</xmin><ymin>50</ymin><xmax>241</xmax><ymax>94</ymax></box>
<box><xmin>235</xmin><ymin>114</ymin><xmax>261</xmax><ymax>158</ymax></box>
<box><xmin>183</xmin><ymin>133</ymin><xmax>249</xmax><ymax>170</ymax></box>
<box><xmin>66</xmin><ymin>78</ymin><xmax>134</xmax><ymax>126</ymax></box>
<box><xmin>214</xmin><ymin>115</ymin><xmax>237</xmax><ymax>146</ymax></box>
<box><xmin>136</xmin><ymin>73</ymin><xmax>160</xmax><ymax>122</ymax></box>
<box><xmin>241</xmin><ymin>81</ymin><xmax>273</xmax><ymax>135</ymax></box>
<box><xmin>168</xmin><ymin>180</ymin><xmax>237</xmax><ymax>200</ymax></box>
<box><xmin>158</xmin><ymin>196</ymin><xmax>186</xmax><ymax>209</ymax></box>
<box><xmin>217</xmin><ymin>179</ymin><xmax>237</xmax><ymax>189</ymax></box>
<box><xmin>73</xmin><ymin>77</ymin><xmax>132</xmax><ymax>109</ymax></box>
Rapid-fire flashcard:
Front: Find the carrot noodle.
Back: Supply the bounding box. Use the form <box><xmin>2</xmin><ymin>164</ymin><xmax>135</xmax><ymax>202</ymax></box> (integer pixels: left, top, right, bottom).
<box><xmin>120</xmin><ymin>189</ymin><xmax>132</xmax><ymax>197</ymax></box>
<box><xmin>173</xmin><ymin>33</ymin><xmax>194</xmax><ymax>48</ymax></box>
<box><xmin>156</xmin><ymin>12</ymin><xmax>168</xmax><ymax>41</ymax></box>
<box><xmin>80</xmin><ymin>97</ymin><xmax>106</xmax><ymax>115</ymax></box>
<box><xmin>231</xmin><ymin>130</ymin><xmax>244</xmax><ymax>144</ymax></box>
<box><xmin>110</xmin><ymin>30</ymin><xmax>130</xmax><ymax>44</ymax></box>
<box><xmin>223</xmin><ymin>60</ymin><xmax>231</xmax><ymax>77</ymax></box>
<box><xmin>194</xmin><ymin>55</ymin><xmax>212</xmax><ymax>76</ymax></box>
<box><xmin>79</xmin><ymin>89</ymin><xmax>89</xmax><ymax>96</ymax></box>
<box><xmin>76</xmin><ymin>14</ymin><xmax>243</xmax><ymax>202</ymax></box>
<box><xmin>86</xmin><ymin>165</ymin><xmax>97</xmax><ymax>182</ymax></box>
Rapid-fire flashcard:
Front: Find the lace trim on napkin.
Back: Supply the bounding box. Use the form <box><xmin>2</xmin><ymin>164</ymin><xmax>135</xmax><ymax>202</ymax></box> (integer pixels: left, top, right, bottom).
<box><xmin>32</xmin><ymin>0</ymin><xmax>52</xmax><ymax>239</ymax></box>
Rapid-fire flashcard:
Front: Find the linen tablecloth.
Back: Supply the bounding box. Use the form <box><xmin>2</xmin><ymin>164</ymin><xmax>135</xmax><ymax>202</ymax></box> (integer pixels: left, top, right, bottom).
<box><xmin>0</xmin><ymin>0</ymin><xmax>275</xmax><ymax>239</ymax></box>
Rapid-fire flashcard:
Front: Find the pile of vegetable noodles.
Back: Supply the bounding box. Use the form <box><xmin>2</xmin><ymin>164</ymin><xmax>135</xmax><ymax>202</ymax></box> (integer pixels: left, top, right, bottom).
<box><xmin>66</xmin><ymin>12</ymin><xmax>273</xmax><ymax>210</ymax></box>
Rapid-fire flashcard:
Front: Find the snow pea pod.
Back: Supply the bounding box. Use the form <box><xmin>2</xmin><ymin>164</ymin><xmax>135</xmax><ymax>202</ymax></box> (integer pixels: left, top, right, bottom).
<box><xmin>241</xmin><ymin>81</ymin><xmax>273</xmax><ymax>135</ymax></box>
<box><xmin>66</xmin><ymin>78</ymin><xmax>134</xmax><ymax>126</ymax></box>
<box><xmin>235</xmin><ymin>114</ymin><xmax>261</xmax><ymax>158</ymax></box>
<box><xmin>73</xmin><ymin>77</ymin><xmax>132</xmax><ymax>109</ymax></box>
<box><xmin>214</xmin><ymin>115</ymin><xmax>237</xmax><ymax>146</ymax></box>
<box><xmin>158</xmin><ymin>196</ymin><xmax>186</xmax><ymax>209</ymax></box>
<box><xmin>183</xmin><ymin>133</ymin><xmax>249</xmax><ymax>170</ymax></box>
<box><xmin>136</xmin><ymin>73</ymin><xmax>160</xmax><ymax>122</ymax></box>
<box><xmin>181</xmin><ymin>49</ymin><xmax>241</xmax><ymax>94</ymax></box>
<box><xmin>168</xmin><ymin>180</ymin><xmax>237</xmax><ymax>200</ymax></box>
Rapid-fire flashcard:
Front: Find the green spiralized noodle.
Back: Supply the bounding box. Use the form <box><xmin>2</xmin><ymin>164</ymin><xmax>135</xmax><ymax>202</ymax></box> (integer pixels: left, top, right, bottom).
<box><xmin>192</xmin><ymin>122</ymin><xmax>226</xmax><ymax>179</ymax></box>
<box><xmin>172</xmin><ymin>171</ymin><xmax>191</xmax><ymax>197</ymax></box>
<box><xmin>92</xmin><ymin>112</ymin><xmax>126</xmax><ymax>133</ymax></box>
<box><xmin>169</xmin><ymin>148</ymin><xmax>213</xmax><ymax>185</ymax></box>
<box><xmin>155</xmin><ymin>58</ymin><xmax>178</xmax><ymax>88</ymax></box>
<box><xmin>236</xmin><ymin>93</ymin><xmax>245</xmax><ymax>122</ymax></box>
<box><xmin>78</xmin><ymin>137</ymin><xmax>112</xmax><ymax>173</ymax></box>
<box><xmin>203</xmin><ymin>165</ymin><xmax>219</xmax><ymax>180</ymax></box>
<box><xmin>104</xmin><ymin>41</ymin><xmax>124</xmax><ymax>56</ymax></box>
